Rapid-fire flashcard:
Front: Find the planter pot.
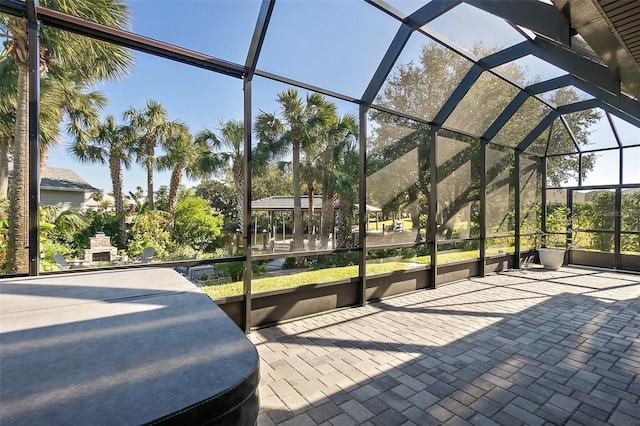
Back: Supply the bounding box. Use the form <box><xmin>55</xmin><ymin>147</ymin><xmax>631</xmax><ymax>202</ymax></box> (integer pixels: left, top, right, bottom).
<box><xmin>538</xmin><ymin>248</ymin><xmax>565</xmax><ymax>270</ymax></box>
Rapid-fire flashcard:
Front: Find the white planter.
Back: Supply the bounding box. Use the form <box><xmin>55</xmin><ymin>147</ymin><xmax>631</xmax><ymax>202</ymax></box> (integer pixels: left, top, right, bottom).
<box><xmin>538</xmin><ymin>248</ymin><xmax>565</xmax><ymax>270</ymax></box>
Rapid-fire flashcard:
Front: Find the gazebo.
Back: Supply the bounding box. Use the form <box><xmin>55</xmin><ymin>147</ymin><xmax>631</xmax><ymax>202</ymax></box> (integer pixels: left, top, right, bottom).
<box><xmin>251</xmin><ymin>195</ymin><xmax>382</xmax><ymax>250</ymax></box>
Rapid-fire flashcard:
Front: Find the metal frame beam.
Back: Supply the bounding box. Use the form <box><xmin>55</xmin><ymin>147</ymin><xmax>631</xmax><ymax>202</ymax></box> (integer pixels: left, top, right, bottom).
<box><xmin>464</xmin><ymin>0</ymin><xmax>571</xmax><ymax>45</ymax></box>
<box><xmin>361</xmin><ymin>25</ymin><xmax>413</xmax><ymax>106</ymax></box>
<box><xmin>434</xmin><ymin>44</ymin><xmax>530</xmax><ymax>126</ymax></box>
<box><xmin>517</xmin><ymin>111</ymin><xmax>559</xmax><ymax>152</ymax></box>
<box><xmin>358</xmin><ymin>104</ymin><xmax>368</xmax><ymax>306</ymax></box>
<box><xmin>429</xmin><ymin>126</ymin><xmax>439</xmax><ymax>288</ymax></box>
<box><xmin>254</xmin><ymin>69</ymin><xmax>360</xmax><ymax>104</ymax></box>
<box><xmin>606</xmin><ymin>112</ymin><xmax>623</xmax><ymax>148</ymax></box>
<box><xmin>543</xmin><ymin>120</ymin><xmax>554</xmax><ymax>158</ymax></box>
<box><xmin>361</xmin><ymin>0</ymin><xmax>461</xmax><ymax>106</ymax></box>
<box><xmin>566</xmin><ymin>188</ymin><xmax>573</xmax><ymax>249</ymax></box>
<box><xmin>477</xmin><ymin>41</ymin><xmax>531</xmax><ymax>68</ymax></box>
<box><xmin>406</xmin><ymin>0</ymin><xmax>461</xmax><ymax>28</ymax></box>
<box><xmin>527</xmin><ymin>75</ymin><xmax>640</xmax><ymax>128</ymax></box>
<box><xmin>364</xmin><ymin>0</ymin><xmax>631</xmax><ymax>139</ymax></box>
<box><xmin>28</xmin><ymin>0</ymin><xmax>39</xmax><ymax>275</ymax></box>
<box><xmin>242</xmin><ymin>78</ymin><xmax>253</xmax><ymax>333</ymax></box>
<box><xmin>527</xmin><ymin>74</ymin><xmax>574</xmax><ymax>94</ymax></box>
<box><xmin>530</xmin><ymin>37</ymin><xmax>620</xmax><ymax>96</ymax></box>
<box><xmin>566</xmin><ymin>76</ymin><xmax>640</xmax><ymax>128</ymax></box>
<box><xmin>514</xmin><ymin>150</ymin><xmax>521</xmax><ymax>267</ymax></box>
<box><xmin>1</xmin><ymin>0</ymin><xmax>26</xmax><ymax>16</ymax></box>
<box><xmin>615</xmin><ymin>188</ymin><xmax>622</xmax><ymax>269</ymax></box>
<box><xmin>483</xmin><ymin>91</ymin><xmax>529</xmax><ymax>140</ymax></box>
<box><xmin>556</xmin><ymin>99</ymin><xmax>600</xmax><ymax>114</ymax></box>
<box><xmin>479</xmin><ymin>140</ymin><xmax>487</xmax><ymax>277</ymax></box>
<box><xmin>432</xmin><ymin>64</ymin><xmax>483</xmax><ymax>125</ymax></box>
<box><xmin>577</xmin><ymin>153</ymin><xmax>582</xmax><ymax>186</ymax></box>
<box><xmin>558</xmin><ymin>115</ymin><xmax>580</xmax><ymax>153</ymax></box>
<box><xmin>545</xmin><ymin>144</ymin><xmax>636</xmax><ymax>158</ymax></box>
<box><xmin>541</xmin><ymin>156</ymin><xmax>548</xmax><ymax>247</ymax></box>
<box><xmin>245</xmin><ymin>0</ymin><xmax>274</xmax><ymax>81</ymax></box>
<box><xmin>36</xmin><ymin>6</ymin><xmax>246</xmax><ymax>79</ymax></box>
<box><xmin>595</xmin><ymin>99</ymin><xmax>640</xmax><ymax>130</ymax></box>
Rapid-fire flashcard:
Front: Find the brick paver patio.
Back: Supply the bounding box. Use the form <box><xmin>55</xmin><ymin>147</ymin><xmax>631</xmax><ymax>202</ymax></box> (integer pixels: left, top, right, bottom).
<box><xmin>248</xmin><ymin>266</ymin><xmax>640</xmax><ymax>426</ymax></box>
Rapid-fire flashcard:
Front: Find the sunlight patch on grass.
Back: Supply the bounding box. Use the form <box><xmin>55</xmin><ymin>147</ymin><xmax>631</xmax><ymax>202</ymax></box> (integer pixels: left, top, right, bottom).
<box><xmin>202</xmin><ymin>249</ymin><xmax>507</xmax><ymax>300</ymax></box>
<box><xmin>203</xmin><ymin>261</ymin><xmax>416</xmax><ymax>299</ymax></box>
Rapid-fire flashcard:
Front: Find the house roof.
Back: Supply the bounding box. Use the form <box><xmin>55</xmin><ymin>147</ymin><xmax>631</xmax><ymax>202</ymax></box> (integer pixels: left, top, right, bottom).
<box><xmin>252</xmin><ymin>196</ymin><xmax>381</xmax><ymax>212</ymax></box>
<box><xmin>40</xmin><ymin>166</ymin><xmax>99</xmax><ymax>193</ymax></box>
<box><xmin>8</xmin><ymin>164</ymin><xmax>99</xmax><ymax>193</ymax></box>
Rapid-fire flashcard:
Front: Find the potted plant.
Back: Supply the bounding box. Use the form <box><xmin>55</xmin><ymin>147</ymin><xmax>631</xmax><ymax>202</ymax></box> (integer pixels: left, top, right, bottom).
<box><xmin>537</xmin><ymin>234</ymin><xmax>568</xmax><ymax>270</ymax></box>
<box><xmin>118</xmin><ymin>249</ymin><xmax>129</xmax><ymax>263</ymax></box>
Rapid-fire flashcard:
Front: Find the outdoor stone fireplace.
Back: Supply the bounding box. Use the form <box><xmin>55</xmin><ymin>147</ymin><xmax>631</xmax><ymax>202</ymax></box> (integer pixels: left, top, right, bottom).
<box><xmin>83</xmin><ymin>232</ymin><xmax>118</xmax><ymax>263</ymax></box>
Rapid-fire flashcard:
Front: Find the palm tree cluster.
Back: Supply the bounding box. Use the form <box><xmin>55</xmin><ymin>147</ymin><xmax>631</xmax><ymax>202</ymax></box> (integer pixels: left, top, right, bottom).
<box><xmin>255</xmin><ymin>88</ymin><xmax>358</xmax><ymax>251</ymax></box>
<box><xmin>66</xmin><ymin>101</ymin><xmax>248</xmax><ymax>255</ymax></box>
<box><xmin>1</xmin><ymin>0</ymin><xmax>132</xmax><ymax>273</ymax></box>
<box><xmin>0</xmin><ymin>0</ymin><xmax>249</xmax><ymax>269</ymax></box>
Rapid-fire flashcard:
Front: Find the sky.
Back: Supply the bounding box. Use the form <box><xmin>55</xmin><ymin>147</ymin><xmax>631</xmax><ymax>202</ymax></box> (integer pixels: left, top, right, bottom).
<box><xmin>43</xmin><ymin>0</ymin><xmax>639</xmax><ymax>196</ymax></box>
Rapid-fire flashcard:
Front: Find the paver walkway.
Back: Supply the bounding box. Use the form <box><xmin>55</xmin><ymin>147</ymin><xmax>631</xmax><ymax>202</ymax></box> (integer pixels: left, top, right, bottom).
<box><xmin>248</xmin><ymin>266</ymin><xmax>640</xmax><ymax>426</ymax></box>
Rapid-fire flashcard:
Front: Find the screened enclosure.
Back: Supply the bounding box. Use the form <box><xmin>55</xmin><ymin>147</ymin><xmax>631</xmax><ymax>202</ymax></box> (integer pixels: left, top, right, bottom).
<box><xmin>1</xmin><ymin>0</ymin><xmax>639</xmax><ymax>329</ymax></box>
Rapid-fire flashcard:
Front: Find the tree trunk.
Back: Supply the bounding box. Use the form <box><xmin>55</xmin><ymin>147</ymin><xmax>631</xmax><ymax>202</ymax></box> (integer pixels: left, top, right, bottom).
<box><xmin>233</xmin><ymin>161</ymin><xmax>244</xmax><ymax>229</ymax></box>
<box><xmin>146</xmin><ymin>155</ymin><xmax>154</xmax><ymax>210</ymax></box>
<box><xmin>0</xmin><ymin>137</ymin><xmax>9</xmax><ymax>199</ymax></box>
<box><xmin>109</xmin><ymin>155</ymin><xmax>126</xmax><ymax>249</ymax></box>
<box><xmin>292</xmin><ymin>141</ymin><xmax>304</xmax><ymax>251</ymax></box>
<box><xmin>167</xmin><ymin>164</ymin><xmax>183</xmax><ymax>216</ymax></box>
<box><xmin>336</xmin><ymin>201</ymin><xmax>354</xmax><ymax>249</ymax></box>
<box><xmin>7</xmin><ymin>35</ymin><xmax>30</xmax><ymax>273</ymax></box>
<box><xmin>145</xmin><ymin>136</ymin><xmax>155</xmax><ymax>210</ymax></box>
<box><xmin>320</xmin><ymin>187</ymin><xmax>336</xmax><ymax>249</ymax></box>
<box><xmin>307</xmin><ymin>178</ymin><xmax>315</xmax><ymax>248</ymax></box>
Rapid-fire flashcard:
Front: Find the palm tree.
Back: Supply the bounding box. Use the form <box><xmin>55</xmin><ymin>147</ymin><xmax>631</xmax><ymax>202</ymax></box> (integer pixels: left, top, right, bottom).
<box><xmin>40</xmin><ymin>204</ymin><xmax>87</xmax><ymax>241</ymax></box>
<box><xmin>194</xmin><ymin>119</ymin><xmax>245</xmax><ymax>227</ymax></box>
<box><xmin>68</xmin><ymin>115</ymin><xmax>136</xmax><ymax>248</ymax></box>
<box><xmin>254</xmin><ymin>89</ymin><xmax>334</xmax><ymax>251</ymax></box>
<box><xmin>334</xmin><ymin>140</ymin><xmax>361</xmax><ymax>249</ymax></box>
<box><xmin>0</xmin><ymin>53</ymin><xmax>106</xmax><ymax>199</ymax></box>
<box><xmin>318</xmin><ymin>113</ymin><xmax>358</xmax><ymax>249</ymax></box>
<box><xmin>124</xmin><ymin>100</ymin><xmax>182</xmax><ymax>210</ymax></box>
<box><xmin>0</xmin><ymin>53</ymin><xmax>16</xmax><ymax>199</ymax></box>
<box><xmin>2</xmin><ymin>1</ymin><xmax>132</xmax><ymax>272</ymax></box>
<box><xmin>300</xmin><ymin>99</ymin><xmax>338</xmax><ymax>247</ymax></box>
<box><xmin>157</xmin><ymin>122</ymin><xmax>195</xmax><ymax>216</ymax></box>
<box><xmin>41</xmin><ymin>75</ymin><xmax>107</xmax><ymax>174</ymax></box>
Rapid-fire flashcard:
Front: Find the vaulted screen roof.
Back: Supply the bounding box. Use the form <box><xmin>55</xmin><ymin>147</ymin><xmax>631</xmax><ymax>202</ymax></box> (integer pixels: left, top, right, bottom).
<box><xmin>2</xmin><ymin>0</ymin><xmax>639</xmax><ymax>157</ymax></box>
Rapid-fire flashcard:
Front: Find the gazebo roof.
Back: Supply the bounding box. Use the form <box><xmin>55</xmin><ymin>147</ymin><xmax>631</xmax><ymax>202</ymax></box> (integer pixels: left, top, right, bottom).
<box><xmin>252</xmin><ymin>196</ymin><xmax>325</xmax><ymax>211</ymax></box>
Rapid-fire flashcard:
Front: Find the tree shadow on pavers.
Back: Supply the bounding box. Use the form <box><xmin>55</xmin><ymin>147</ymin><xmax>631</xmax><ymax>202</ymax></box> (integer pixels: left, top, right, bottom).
<box><xmin>257</xmin><ymin>281</ymin><xmax>640</xmax><ymax>425</ymax></box>
<box><xmin>403</xmin><ymin>270</ymin><xmax>640</xmax><ymax>312</ymax></box>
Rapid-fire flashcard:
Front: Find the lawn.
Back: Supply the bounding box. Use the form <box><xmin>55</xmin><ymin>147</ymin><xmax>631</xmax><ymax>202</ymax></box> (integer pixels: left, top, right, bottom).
<box><xmin>201</xmin><ymin>247</ymin><xmax>501</xmax><ymax>299</ymax></box>
<box><xmin>202</xmin><ymin>261</ymin><xmax>413</xmax><ymax>299</ymax></box>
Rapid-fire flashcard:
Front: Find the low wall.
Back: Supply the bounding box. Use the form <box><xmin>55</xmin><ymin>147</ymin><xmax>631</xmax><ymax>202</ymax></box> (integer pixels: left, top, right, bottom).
<box><xmin>218</xmin><ymin>254</ymin><xmax>521</xmax><ymax>329</ymax></box>
<box><xmin>570</xmin><ymin>250</ymin><xmax>616</xmax><ymax>269</ymax></box>
<box><xmin>216</xmin><ymin>249</ymin><xmax>639</xmax><ymax>330</ymax></box>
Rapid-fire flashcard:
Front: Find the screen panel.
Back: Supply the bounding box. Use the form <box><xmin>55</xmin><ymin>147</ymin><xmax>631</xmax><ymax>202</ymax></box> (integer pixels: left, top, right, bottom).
<box><xmin>367</xmin><ymin>110</ymin><xmax>430</xmax><ymax>248</ymax></box>
<box><xmin>374</xmin><ymin>37</ymin><xmax>474</xmax><ymax>123</ymax></box>
<box><xmin>436</xmin><ymin>130</ymin><xmax>481</xmax><ymax>241</ymax></box>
